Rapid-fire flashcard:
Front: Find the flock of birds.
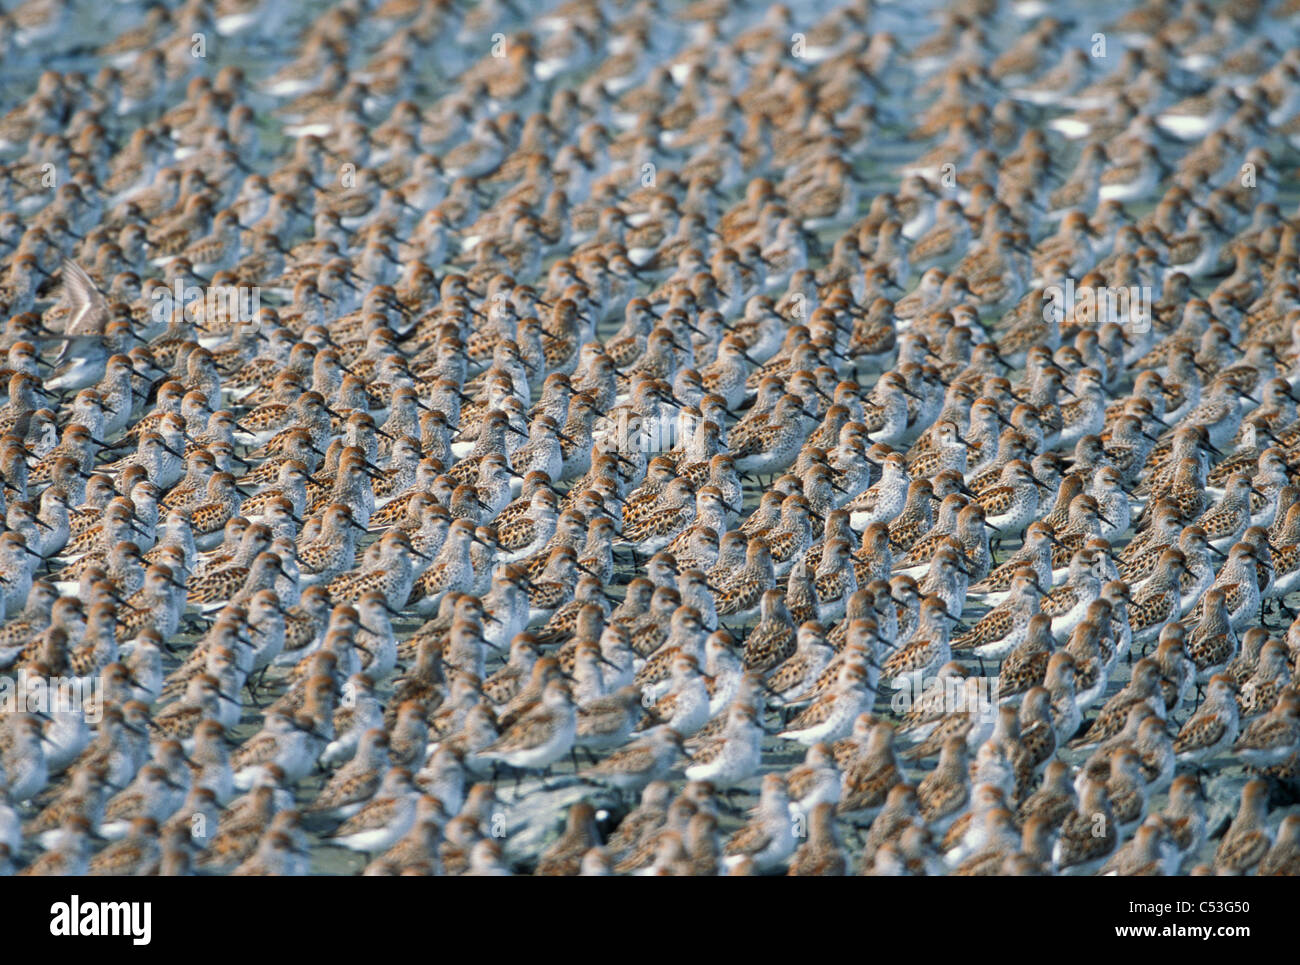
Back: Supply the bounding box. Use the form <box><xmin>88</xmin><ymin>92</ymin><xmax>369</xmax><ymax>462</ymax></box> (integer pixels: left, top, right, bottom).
<box><xmin>1</xmin><ymin>0</ymin><xmax>1300</xmax><ymax>877</ymax></box>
